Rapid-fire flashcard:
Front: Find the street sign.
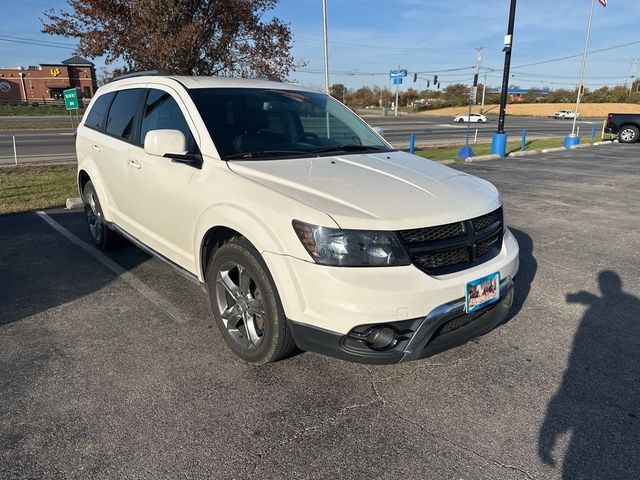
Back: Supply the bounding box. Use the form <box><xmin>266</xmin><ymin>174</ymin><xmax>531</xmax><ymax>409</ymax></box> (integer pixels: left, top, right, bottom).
<box><xmin>393</xmin><ymin>78</ymin><xmax>403</xmax><ymax>85</ymax></box>
<box><xmin>389</xmin><ymin>69</ymin><xmax>408</xmax><ymax>79</ymax></box>
<box><xmin>63</xmin><ymin>88</ymin><xmax>79</xmax><ymax>110</ymax></box>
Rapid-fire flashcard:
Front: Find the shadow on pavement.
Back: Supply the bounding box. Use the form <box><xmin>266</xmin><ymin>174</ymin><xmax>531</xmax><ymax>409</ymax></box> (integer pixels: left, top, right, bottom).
<box><xmin>509</xmin><ymin>227</ymin><xmax>537</xmax><ymax>319</ymax></box>
<box><xmin>538</xmin><ymin>270</ymin><xmax>640</xmax><ymax>478</ymax></box>
<box><xmin>0</xmin><ymin>210</ymin><xmax>148</xmax><ymax>326</ymax></box>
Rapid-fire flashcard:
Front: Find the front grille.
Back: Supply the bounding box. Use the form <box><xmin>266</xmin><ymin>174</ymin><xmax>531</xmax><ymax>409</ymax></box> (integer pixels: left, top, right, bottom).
<box><xmin>398</xmin><ymin>207</ymin><xmax>504</xmax><ymax>275</ymax></box>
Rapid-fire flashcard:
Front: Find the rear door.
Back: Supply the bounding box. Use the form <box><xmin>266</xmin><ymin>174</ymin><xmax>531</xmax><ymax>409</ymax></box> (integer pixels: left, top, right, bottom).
<box><xmin>99</xmin><ymin>87</ymin><xmax>146</xmax><ymax>229</ymax></box>
<box><xmin>124</xmin><ymin>86</ymin><xmax>200</xmax><ymax>270</ymax></box>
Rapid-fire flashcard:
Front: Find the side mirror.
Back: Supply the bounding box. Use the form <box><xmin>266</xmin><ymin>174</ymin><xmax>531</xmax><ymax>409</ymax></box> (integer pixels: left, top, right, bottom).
<box><xmin>372</xmin><ymin>126</ymin><xmax>385</xmax><ymax>138</ymax></box>
<box><xmin>143</xmin><ymin>129</ymin><xmax>201</xmax><ymax>166</ymax></box>
<box><xmin>144</xmin><ymin>129</ymin><xmax>187</xmax><ymax>157</ymax></box>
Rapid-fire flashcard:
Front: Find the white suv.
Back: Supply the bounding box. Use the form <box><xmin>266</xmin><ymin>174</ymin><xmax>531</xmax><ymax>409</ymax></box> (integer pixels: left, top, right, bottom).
<box><xmin>76</xmin><ymin>73</ymin><xmax>519</xmax><ymax>365</ymax></box>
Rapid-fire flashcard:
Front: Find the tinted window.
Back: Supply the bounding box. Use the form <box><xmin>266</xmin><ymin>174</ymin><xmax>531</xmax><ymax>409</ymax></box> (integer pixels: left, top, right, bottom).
<box><xmin>141</xmin><ymin>89</ymin><xmax>197</xmax><ymax>153</ymax></box>
<box><xmin>189</xmin><ymin>88</ymin><xmax>390</xmax><ymax>160</ymax></box>
<box><xmin>85</xmin><ymin>92</ymin><xmax>114</xmax><ymax>130</ymax></box>
<box><xmin>105</xmin><ymin>88</ymin><xmax>145</xmax><ymax>141</ymax></box>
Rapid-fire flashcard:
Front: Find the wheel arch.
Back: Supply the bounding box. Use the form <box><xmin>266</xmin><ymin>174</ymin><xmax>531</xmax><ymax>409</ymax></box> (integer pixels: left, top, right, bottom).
<box><xmin>78</xmin><ymin>169</ymin><xmax>91</xmax><ymax>199</ymax></box>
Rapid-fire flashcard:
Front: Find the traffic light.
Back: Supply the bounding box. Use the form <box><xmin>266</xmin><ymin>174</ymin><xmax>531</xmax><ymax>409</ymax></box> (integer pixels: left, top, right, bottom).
<box><xmin>427</xmin><ymin>80</ymin><xmax>430</xmax><ymax>88</ymax></box>
<box><xmin>413</xmin><ymin>73</ymin><xmax>417</xmax><ymax>82</ymax></box>
<box><xmin>578</xmin><ymin>85</ymin><xmax>585</xmax><ymax>96</ymax></box>
<box><xmin>433</xmin><ymin>75</ymin><xmax>438</xmax><ymax>84</ymax></box>
<box><xmin>473</xmin><ymin>74</ymin><xmax>479</xmax><ymax>87</ymax></box>
<box><xmin>437</xmin><ymin>82</ymin><xmax>441</xmax><ymax>89</ymax></box>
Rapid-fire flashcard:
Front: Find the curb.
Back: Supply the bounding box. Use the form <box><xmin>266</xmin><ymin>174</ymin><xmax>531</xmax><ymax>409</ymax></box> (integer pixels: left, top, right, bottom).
<box><xmin>66</xmin><ymin>197</ymin><xmax>83</xmax><ymax>209</ymax></box>
<box><xmin>541</xmin><ymin>146</ymin><xmax>567</xmax><ymax>153</ymax></box>
<box><xmin>464</xmin><ymin>154</ymin><xmax>500</xmax><ymax>163</ymax></box>
<box><xmin>508</xmin><ymin>149</ymin><xmax>541</xmax><ymax>157</ymax></box>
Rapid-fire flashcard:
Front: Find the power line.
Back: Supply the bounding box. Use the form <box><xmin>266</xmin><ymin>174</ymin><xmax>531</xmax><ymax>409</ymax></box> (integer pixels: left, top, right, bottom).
<box><xmin>0</xmin><ymin>36</ymin><xmax>76</xmax><ymax>50</ymax></box>
<box><xmin>512</xmin><ymin>40</ymin><xmax>640</xmax><ymax>69</ymax></box>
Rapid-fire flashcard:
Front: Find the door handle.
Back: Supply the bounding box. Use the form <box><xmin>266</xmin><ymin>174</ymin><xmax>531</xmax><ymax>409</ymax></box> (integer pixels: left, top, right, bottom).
<box><xmin>92</xmin><ymin>144</ymin><xmax>102</xmax><ymax>152</ymax></box>
<box><xmin>128</xmin><ymin>159</ymin><xmax>141</xmax><ymax>169</ymax></box>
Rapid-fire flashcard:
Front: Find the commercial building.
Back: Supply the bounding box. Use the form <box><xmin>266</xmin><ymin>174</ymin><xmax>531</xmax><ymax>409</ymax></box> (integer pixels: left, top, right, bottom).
<box><xmin>0</xmin><ymin>55</ymin><xmax>97</xmax><ymax>103</ymax></box>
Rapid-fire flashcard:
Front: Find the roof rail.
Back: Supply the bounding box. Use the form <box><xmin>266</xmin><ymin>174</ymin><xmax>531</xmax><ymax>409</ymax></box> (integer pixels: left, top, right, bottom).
<box><xmin>110</xmin><ymin>69</ymin><xmax>172</xmax><ymax>82</ymax></box>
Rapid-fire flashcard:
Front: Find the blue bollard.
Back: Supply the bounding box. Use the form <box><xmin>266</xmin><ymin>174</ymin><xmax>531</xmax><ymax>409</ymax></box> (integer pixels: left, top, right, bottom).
<box><xmin>564</xmin><ymin>135</ymin><xmax>580</xmax><ymax>148</ymax></box>
<box><xmin>491</xmin><ymin>132</ymin><xmax>507</xmax><ymax>157</ymax></box>
<box><xmin>409</xmin><ymin>133</ymin><xmax>415</xmax><ymax>154</ymax></box>
<box><xmin>521</xmin><ymin>129</ymin><xmax>526</xmax><ymax>151</ymax></box>
<box><xmin>591</xmin><ymin>124</ymin><xmax>597</xmax><ymax>143</ymax></box>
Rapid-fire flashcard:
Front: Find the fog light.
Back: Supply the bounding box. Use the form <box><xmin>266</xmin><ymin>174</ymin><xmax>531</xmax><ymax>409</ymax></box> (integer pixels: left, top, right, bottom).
<box><xmin>366</xmin><ymin>327</ymin><xmax>398</xmax><ymax>351</ymax></box>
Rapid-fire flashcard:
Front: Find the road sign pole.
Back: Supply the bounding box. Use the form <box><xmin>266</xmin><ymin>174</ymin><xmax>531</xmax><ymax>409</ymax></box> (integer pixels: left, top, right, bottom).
<box><xmin>395</xmin><ymin>65</ymin><xmax>400</xmax><ymax>117</ymax></box>
<box><xmin>68</xmin><ymin>109</ymin><xmax>74</xmax><ymax>133</ymax></box>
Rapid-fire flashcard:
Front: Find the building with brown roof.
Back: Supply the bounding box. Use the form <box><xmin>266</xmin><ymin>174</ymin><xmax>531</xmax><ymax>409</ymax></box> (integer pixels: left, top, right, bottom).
<box><xmin>0</xmin><ymin>56</ymin><xmax>97</xmax><ymax>103</ymax></box>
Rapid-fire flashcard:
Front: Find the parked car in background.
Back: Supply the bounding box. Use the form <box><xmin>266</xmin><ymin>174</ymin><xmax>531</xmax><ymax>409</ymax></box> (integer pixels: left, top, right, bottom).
<box><xmin>553</xmin><ymin>110</ymin><xmax>579</xmax><ymax>120</ymax></box>
<box><xmin>605</xmin><ymin>113</ymin><xmax>640</xmax><ymax>143</ymax></box>
<box><xmin>454</xmin><ymin>113</ymin><xmax>487</xmax><ymax>123</ymax></box>
<box><xmin>75</xmin><ymin>72</ymin><xmax>519</xmax><ymax>365</ymax></box>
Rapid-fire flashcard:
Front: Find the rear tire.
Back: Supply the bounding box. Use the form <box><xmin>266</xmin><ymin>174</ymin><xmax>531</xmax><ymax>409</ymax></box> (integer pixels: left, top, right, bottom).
<box><xmin>618</xmin><ymin>125</ymin><xmax>639</xmax><ymax>143</ymax></box>
<box><xmin>83</xmin><ymin>180</ymin><xmax>119</xmax><ymax>250</ymax></box>
<box><xmin>207</xmin><ymin>237</ymin><xmax>296</xmax><ymax>364</ymax></box>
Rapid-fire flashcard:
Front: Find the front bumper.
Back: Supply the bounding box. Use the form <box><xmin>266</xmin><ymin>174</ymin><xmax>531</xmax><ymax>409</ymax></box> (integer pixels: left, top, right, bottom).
<box><xmin>289</xmin><ymin>276</ymin><xmax>514</xmax><ymax>364</ymax></box>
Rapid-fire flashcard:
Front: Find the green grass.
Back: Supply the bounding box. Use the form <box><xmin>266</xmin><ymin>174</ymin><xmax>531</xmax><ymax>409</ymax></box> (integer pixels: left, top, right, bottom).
<box><xmin>0</xmin><ymin>123</ymin><xmax>74</xmax><ymax>130</ymax></box>
<box><xmin>414</xmin><ymin>137</ymin><xmax>576</xmax><ymax>162</ymax></box>
<box><xmin>0</xmin><ymin>164</ymin><xmax>77</xmax><ymax>214</ymax></box>
<box><xmin>0</xmin><ymin>104</ymin><xmax>86</xmax><ymax>116</ymax></box>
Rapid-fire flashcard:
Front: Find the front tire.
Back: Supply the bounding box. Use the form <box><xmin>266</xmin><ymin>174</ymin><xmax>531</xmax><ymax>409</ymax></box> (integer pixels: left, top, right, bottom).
<box><xmin>83</xmin><ymin>180</ymin><xmax>119</xmax><ymax>250</ymax></box>
<box><xmin>619</xmin><ymin>125</ymin><xmax>639</xmax><ymax>143</ymax></box>
<box><xmin>207</xmin><ymin>237</ymin><xmax>296</xmax><ymax>364</ymax></box>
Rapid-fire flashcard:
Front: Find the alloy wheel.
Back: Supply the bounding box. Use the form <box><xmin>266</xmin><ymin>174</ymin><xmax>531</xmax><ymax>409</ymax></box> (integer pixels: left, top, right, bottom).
<box><xmin>215</xmin><ymin>261</ymin><xmax>267</xmax><ymax>349</ymax></box>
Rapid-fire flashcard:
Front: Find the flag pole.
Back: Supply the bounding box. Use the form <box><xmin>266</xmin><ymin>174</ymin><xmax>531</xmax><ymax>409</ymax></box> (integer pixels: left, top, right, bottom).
<box><xmin>571</xmin><ymin>0</ymin><xmax>597</xmax><ymax>137</ymax></box>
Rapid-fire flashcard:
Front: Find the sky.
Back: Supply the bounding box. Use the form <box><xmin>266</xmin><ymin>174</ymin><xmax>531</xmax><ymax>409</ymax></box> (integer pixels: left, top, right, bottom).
<box><xmin>0</xmin><ymin>0</ymin><xmax>639</xmax><ymax>93</ymax></box>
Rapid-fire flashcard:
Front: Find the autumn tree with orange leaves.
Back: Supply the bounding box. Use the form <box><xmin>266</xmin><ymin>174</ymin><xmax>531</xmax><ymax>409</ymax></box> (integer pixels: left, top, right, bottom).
<box><xmin>42</xmin><ymin>0</ymin><xmax>299</xmax><ymax>79</ymax></box>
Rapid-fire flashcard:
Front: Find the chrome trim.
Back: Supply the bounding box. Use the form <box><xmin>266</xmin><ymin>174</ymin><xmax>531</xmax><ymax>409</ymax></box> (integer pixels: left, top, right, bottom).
<box><xmin>401</xmin><ymin>276</ymin><xmax>514</xmax><ymax>361</ymax></box>
<box><xmin>110</xmin><ymin>223</ymin><xmax>204</xmax><ymax>288</ymax></box>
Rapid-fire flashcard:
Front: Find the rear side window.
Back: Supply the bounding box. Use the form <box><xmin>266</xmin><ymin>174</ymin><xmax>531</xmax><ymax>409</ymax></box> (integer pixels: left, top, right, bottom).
<box><xmin>84</xmin><ymin>92</ymin><xmax>115</xmax><ymax>130</ymax></box>
<box><xmin>105</xmin><ymin>88</ymin><xmax>145</xmax><ymax>142</ymax></box>
<box><xmin>140</xmin><ymin>89</ymin><xmax>197</xmax><ymax>153</ymax></box>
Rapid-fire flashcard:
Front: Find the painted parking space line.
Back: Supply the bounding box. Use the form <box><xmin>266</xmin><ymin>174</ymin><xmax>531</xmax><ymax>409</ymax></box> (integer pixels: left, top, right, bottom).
<box><xmin>36</xmin><ymin>211</ymin><xmax>186</xmax><ymax>324</ymax></box>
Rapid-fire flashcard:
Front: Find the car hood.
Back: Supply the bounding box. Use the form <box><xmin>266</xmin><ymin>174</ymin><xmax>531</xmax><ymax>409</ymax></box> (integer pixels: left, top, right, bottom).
<box><xmin>226</xmin><ymin>150</ymin><xmax>501</xmax><ymax>230</ymax></box>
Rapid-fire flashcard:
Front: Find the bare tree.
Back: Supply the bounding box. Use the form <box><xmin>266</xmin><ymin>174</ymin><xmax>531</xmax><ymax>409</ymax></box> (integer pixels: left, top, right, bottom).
<box><xmin>42</xmin><ymin>0</ymin><xmax>299</xmax><ymax>79</ymax></box>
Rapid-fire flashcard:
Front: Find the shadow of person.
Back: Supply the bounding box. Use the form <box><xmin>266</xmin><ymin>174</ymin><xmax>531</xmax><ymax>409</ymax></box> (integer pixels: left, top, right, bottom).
<box><xmin>538</xmin><ymin>271</ymin><xmax>640</xmax><ymax>479</ymax></box>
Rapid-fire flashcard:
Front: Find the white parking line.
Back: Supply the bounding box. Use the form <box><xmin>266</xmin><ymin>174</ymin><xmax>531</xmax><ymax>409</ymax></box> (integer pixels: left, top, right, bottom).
<box><xmin>36</xmin><ymin>211</ymin><xmax>186</xmax><ymax>324</ymax></box>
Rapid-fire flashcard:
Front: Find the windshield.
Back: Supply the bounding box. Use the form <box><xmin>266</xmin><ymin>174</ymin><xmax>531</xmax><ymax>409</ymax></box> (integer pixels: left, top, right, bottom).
<box><xmin>188</xmin><ymin>88</ymin><xmax>392</xmax><ymax>160</ymax></box>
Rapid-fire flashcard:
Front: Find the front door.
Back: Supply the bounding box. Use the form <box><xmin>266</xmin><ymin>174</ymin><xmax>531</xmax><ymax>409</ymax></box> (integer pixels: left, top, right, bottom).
<box><xmin>125</xmin><ymin>87</ymin><xmax>201</xmax><ymax>271</ymax></box>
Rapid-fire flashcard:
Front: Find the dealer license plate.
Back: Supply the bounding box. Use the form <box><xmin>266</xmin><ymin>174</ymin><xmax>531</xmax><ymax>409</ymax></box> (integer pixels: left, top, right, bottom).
<box><xmin>465</xmin><ymin>272</ymin><xmax>500</xmax><ymax>313</ymax></box>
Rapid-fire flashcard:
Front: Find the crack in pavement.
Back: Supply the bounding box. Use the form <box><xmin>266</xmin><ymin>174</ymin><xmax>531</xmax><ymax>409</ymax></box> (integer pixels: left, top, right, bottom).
<box><xmin>392</xmin><ymin>411</ymin><xmax>537</xmax><ymax>480</ymax></box>
<box><xmin>246</xmin><ymin>365</ymin><xmax>387</xmax><ymax>478</ymax></box>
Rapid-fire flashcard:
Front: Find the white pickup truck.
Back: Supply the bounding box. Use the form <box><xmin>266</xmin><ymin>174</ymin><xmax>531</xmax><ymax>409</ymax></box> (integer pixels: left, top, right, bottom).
<box><xmin>553</xmin><ymin>110</ymin><xmax>579</xmax><ymax>120</ymax></box>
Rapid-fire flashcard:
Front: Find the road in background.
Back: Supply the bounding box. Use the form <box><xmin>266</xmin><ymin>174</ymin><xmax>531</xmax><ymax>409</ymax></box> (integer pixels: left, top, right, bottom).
<box><xmin>0</xmin><ymin>114</ymin><xmax>604</xmax><ymax>165</ymax></box>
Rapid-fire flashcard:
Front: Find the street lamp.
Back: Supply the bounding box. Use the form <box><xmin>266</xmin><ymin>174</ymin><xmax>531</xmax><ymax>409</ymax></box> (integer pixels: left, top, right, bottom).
<box><xmin>322</xmin><ymin>0</ymin><xmax>330</xmax><ymax>94</ymax></box>
<box><xmin>491</xmin><ymin>0</ymin><xmax>517</xmax><ymax>157</ymax></box>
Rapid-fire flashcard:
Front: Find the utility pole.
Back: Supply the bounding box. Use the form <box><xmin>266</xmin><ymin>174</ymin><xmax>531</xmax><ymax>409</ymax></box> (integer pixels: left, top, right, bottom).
<box><xmin>458</xmin><ymin>48</ymin><xmax>482</xmax><ymax>158</ymax></box>
<box><xmin>491</xmin><ymin>0</ymin><xmax>517</xmax><ymax>157</ymax></box>
<box><xmin>322</xmin><ymin>0</ymin><xmax>330</xmax><ymax>94</ymax></box>
<box><xmin>473</xmin><ymin>48</ymin><xmax>483</xmax><ymax>104</ymax></box>
<box><xmin>570</xmin><ymin>0</ymin><xmax>596</xmax><ymax>138</ymax></box>
<box><xmin>480</xmin><ymin>73</ymin><xmax>487</xmax><ymax>114</ymax></box>
<box><xmin>497</xmin><ymin>0</ymin><xmax>516</xmax><ymax>134</ymax></box>
<box><xmin>629</xmin><ymin>59</ymin><xmax>640</xmax><ymax>97</ymax></box>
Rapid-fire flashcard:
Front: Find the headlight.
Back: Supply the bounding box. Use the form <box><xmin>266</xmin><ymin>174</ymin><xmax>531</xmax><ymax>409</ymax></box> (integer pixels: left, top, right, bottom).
<box><xmin>292</xmin><ymin>220</ymin><xmax>410</xmax><ymax>267</ymax></box>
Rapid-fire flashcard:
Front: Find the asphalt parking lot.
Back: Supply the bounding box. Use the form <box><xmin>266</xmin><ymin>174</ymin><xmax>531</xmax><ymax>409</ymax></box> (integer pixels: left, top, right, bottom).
<box><xmin>1</xmin><ymin>145</ymin><xmax>639</xmax><ymax>479</ymax></box>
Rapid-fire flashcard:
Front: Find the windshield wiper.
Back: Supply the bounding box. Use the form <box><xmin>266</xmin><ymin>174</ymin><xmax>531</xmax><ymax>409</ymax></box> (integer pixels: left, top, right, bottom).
<box><xmin>224</xmin><ymin>150</ymin><xmax>311</xmax><ymax>160</ymax></box>
<box><xmin>309</xmin><ymin>145</ymin><xmax>386</xmax><ymax>154</ymax></box>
